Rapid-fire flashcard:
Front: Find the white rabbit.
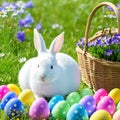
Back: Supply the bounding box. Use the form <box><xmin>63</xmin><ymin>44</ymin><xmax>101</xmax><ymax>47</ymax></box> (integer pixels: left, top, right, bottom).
<box><xmin>18</xmin><ymin>29</ymin><xmax>80</xmax><ymax>98</ymax></box>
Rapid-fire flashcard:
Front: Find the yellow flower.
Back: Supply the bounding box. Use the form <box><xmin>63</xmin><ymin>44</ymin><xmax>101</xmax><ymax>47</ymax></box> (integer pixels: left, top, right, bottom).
<box><xmin>26</xmin><ymin>28</ymin><xmax>31</xmax><ymax>32</ymax></box>
<box><xmin>0</xmin><ymin>12</ymin><xmax>4</xmax><ymax>15</ymax></box>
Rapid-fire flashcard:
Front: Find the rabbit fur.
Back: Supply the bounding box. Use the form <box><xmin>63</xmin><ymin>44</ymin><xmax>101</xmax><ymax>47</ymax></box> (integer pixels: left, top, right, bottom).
<box><xmin>18</xmin><ymin>29</ymin><xmax>80</xmax><ymax>98</ymax></box>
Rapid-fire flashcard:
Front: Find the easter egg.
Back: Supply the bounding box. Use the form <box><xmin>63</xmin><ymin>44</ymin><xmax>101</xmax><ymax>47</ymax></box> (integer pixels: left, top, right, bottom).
<box><xmin>48</xmin><ymin>95</ymin><xmax>64</xmax><ymax>112</ymax></box>
<box><xmin>66</xmin><ymin>103</ymin><xmax>89</xmax><ymax>120</ymax></box>
<box><xmin>90</xmin><ymin>110</ymin><xmax>112</xmax><ymax>120</ymax></box>
<box><xmin>18</xmin><ymin>89</ymin><xmax>35</xmax><ymax>106</ymax></box>
<box><xmin>4</xmin><ymin>98</ymin><xmax>24</xmax><ymax>119</ymax></box>
<box><xmin>66</xmin><ymin>92</ymin><xmax>81</xmax><ymax>106</ymax></box>
<box><xmin>1</xmin><ymin>92</ymin><xmax>17</xmax><ymax>109</ymax></box>
<box><xmin>93</xmin><ymin>88</ymin><xmax>108</xmax><ymax>103</ymax></box>
<box><xmin>0</xmin><ymin>102</ymin><xmax>1</xmax><ymax>110</ymax></box>
<box><xmin>117</xmin><ymin>101</ymin><xmax>120</xmax><ymax>110</ymax></box>
<box><xmin>7</xmin><ymin>84</ymin><xmax>21</xmax><ymax>96</ymax></box>
<box><xmin>96</xmin><ymin>96</ymin><xmax>116</xmax><ymax>116</ymax></box>
<box><xmin>79</xmin><ymin>95</ymin><xmax>96</xmax><ymax>116</ymax></box>
<box><xmin>108</xmin><ymin>88</ymin><xmax>120</xmax><ymax>104</ymax></box>
<box><xmin>0</xmin><ymin>85</ymin><xmax>10</xmax><ymax>100</ymax></box>
<box><xmin>113</xmin><ymin>110</ymin><xmax>120</xmax><ymax>120</ymax></box>
<box><xmin>29</xmin><ymin>98</ymin><xmax>50</xmax><ymax>120</ymax></box>
<box><xmin>80</xmin><ymin>88</ymin><xmax>94</xmax><ymax>98</ymax></box>
<box><xmin>52</xmin><ymin>100</ymin><xmax>70</xmax><ymax>120</ymax></box>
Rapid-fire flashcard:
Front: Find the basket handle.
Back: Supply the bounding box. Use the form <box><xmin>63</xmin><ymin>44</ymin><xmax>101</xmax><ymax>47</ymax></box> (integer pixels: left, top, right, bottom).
<box><xmin>84</xmin><ymin>2</ymin><xmax>120</xmax><ymax>53</ymax></box>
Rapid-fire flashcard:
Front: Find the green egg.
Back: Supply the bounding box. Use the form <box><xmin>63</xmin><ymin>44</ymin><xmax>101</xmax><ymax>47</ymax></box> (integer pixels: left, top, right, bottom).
<box><xmin>117</xmin><ymin>101</ymin><xmax>120</xmax><ymax>110</ymax></box>
<box><xmin>80</xmin><ymin>88</ymin><xmax>94</xmax><ymax>98</ymax></box>
<box><xmin>66</xmin><ymin>92</ymin><xmax>81</xmax><ymax>106</ymax></box>
<box><xmin>52</xmin><ymin>100</ymin><xmax>70</xmax><ymax>120</ymax></box>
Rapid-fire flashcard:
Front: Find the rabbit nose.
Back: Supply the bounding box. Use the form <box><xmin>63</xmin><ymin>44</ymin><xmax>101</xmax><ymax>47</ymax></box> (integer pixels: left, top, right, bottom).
<box><xmin>40</xmin><ymin>74</ymin><xmax>47</xmax><ymax>82</ymax></box>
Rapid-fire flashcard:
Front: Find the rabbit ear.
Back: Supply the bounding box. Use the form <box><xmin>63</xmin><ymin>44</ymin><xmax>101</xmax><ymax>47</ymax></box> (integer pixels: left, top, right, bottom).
<box><xmin>49</xmin><ymin>32</ymin><xmax>64</xmax><ymax>53</ymax></box>
<box><xmin>34</xmin><ymin>29</ymin><xmax>46</xmax><ymax>53</ymax></box>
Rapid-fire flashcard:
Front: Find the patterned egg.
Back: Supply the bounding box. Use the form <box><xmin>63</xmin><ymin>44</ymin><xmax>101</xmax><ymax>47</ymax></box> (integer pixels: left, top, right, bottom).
<box><xmin>108</xmin><ymin>88</ymin><xmax>120</xmax><ymax>104</ymax></box>
<box><xmin>80</xmin><ymin>88</ymin><xmax>94</xmax><ymax>98</ymax></box>
<box><xmin>66</xmin><ymin>92</ymin><xmax>81</xmax><ymax>106</ymax></box>
<box><xmin>0</xmin><ymin>102</ymin><xmax>1</xmax><ymax>110</ymax></box>
<box><xmin>52</xmin><ymin>100</ymin><xmax>70</xmax><ymax>120</ymax></box>
<box><xmin>0</xmin><ymin>85</ymin><xmax>10</xmax><ymax>100</ymax></box>
<box><xmin>48</xmin><ymin>95</ymin><xmax>64</xmax><ymax>112</ymax></box>
<box><xmin>66</xmin><ymin>103</ymin><xmax>89</xmax><ymax>120</ymax></box>
<box><xmin>79</xmin><ymin>95</ymin><xmax>96</xmax><ymax>116</ymax></box>
<box><xmin>117</xmin><ymin>101</ymin><xmax>120</xmax><ymax>110</ymax></box>
<box><xmin>29</xmin><ymin>98</ymin><xmax>50</xmax><ymax>120</ymax></box>
<box><xmin>7</xmin><ymin>84</ymin><xmax>21</xmax><ymax>96</ymax></box>
<box><xmin>4</xmin><ymin>98</ymin><xmax>24</xmax><ymax>119</ymax></box>
<box><xmin>18</xmin><ymin>89</ymin><xmax>35</xmax><ymax>106</ymax></box>
<box><xmin>1</xmin><ymin>92</ymin><xmax>17</xmax><ymax>109</ymax></box>
<box><xmin>113</xmin><ymin>110</ymin><xmax>120</xmax><ymax>120</ymax></box>
<box><xmin>90</xmin><ymin>110</ymin><xmax>112</xmax><ymax>120</ymax></box>
<box><xmin>94</xmin><ymin>88</ymin><xmax>108</xmax><ymax>103</ymax></box>
<box><xmin>96</xmin><ymin>96</ymin><xmax>116</xmax><ymax>116</ymax></box>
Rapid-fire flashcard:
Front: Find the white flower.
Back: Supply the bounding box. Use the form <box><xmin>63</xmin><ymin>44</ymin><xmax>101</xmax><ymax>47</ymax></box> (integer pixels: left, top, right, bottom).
<box><xmin>18</xmin><ymin>57</ymin><xmax>26</xmax><ymax>63</ymax></box>
<box><xmin>0</xmin><ymin>52</ymin><xmax>5</xmax><ymax>58</ymax></box>
<box><xmin>52</xmin><ymin>23</ymin><xmax>63</xmax><ymax>29</ymax></box>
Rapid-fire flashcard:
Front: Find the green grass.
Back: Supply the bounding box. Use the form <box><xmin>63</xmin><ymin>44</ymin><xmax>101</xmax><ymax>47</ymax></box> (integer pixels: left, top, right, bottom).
<box><xmin>0</xmin><ymin>0</ymin><xmax>120</xmax><ymax>119</ymax></box>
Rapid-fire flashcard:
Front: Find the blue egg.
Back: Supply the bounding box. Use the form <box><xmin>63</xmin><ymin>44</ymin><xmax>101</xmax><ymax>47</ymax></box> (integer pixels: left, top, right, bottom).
<box><xmin>0</xmin><ymin>102</ymin><xmax>1</xmax><ymax>110</ymax></box>
<box><xmin>1</xmin><ymin>92</ymin><xmax>17</xmax><ymax>109</ymax></box>
<box><xmin>48</xmin><ymin>95</ymin><xmax>64</xmax><ymax>112</ymax></box>
<box><xmin>66</xmin><ymin>103</ymin><xmax>89</xmax><ymax>120</ymax></box>
<box><xmin>4</xmin><ymin>98</ymin><xmax>24</xmax><ymax>119</ymax></box>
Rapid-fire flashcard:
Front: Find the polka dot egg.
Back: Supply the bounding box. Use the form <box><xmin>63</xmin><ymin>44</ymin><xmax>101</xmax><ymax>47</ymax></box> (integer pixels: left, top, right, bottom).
<box><xmin>29</xmin><ymin>98</ymin><xmax>50</xmax><ymax>120</ymax></box>
<box><xmin>66</xmin><ymin>103</ymin><xmax>89</xmax><ymax>120</ymax></box>
<box><xmin>96</xmin><ymin>96</ymin><xmax>116</xmax><ymax>116</ymax></box>
<box><xmin>0</xmin><ymin>85</ymin><xmax>10</xmax><ymax>100</ymax></box>
<box><xmin>66</xmin><ymin>92</ymin><xmax>81</xmax><ymax>106</ymax></box>
<box><xmin>79</xmin><ymin>95</ymin><xmax>96</xmax><ymax>117</ymax></box>
<box><xmin>93</xmin><ymin>88</ymin><xmax>108</xmax><ymax>103</ymax></box>
<box><xmin>4</xmin><ymin>98</ymin><xmax>24</xmax><ymax>119</ymax></box>
<box><xmin>1</xmin><ymin>92</ymin><xmax>17</xmax><ymax>109</ymax></box>
<box><xmin>48</xmin><ymin>95</ymin><xmax>64</xmax><ymax>112</ymax></box>
<box><xmin>52</xmin><ymin>100</ymin><xmax>70</xmax><ymax>120</ymax></box>
<box><xmin>90</xmin><ymin>110</ymin><xmax>112</xmax><ymax>120</ymax></box>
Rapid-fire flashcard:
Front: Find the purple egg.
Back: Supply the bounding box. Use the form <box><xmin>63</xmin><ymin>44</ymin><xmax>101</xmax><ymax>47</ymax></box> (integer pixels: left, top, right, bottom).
<box><xmin>29</xmin><ymin>98</ymin><xmax>50</xmax><ymax>120</ymax></box>
<box><xmin>79</xmin><ymin>95</ymin><xmax>96</xmax><ymax>117</ymax></box>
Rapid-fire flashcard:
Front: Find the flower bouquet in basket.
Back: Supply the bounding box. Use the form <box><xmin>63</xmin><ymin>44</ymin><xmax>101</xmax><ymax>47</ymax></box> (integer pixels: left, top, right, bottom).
<box><xmin>76</xmin><ymin>2</ymin><xmax>120</xmax><ymax>92</ymax></box>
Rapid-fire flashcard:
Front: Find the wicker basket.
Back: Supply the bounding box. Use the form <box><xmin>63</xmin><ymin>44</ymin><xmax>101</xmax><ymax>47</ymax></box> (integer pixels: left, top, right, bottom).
<box><xmin>76</xmin><ymin>2</ymin><xmax>120</xmax><ymax>92</ymax></box>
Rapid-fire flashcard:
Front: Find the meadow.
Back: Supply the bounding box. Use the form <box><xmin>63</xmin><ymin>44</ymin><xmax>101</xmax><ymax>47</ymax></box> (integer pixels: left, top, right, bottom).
<box><xmin>0</xmin><ymin>0</ymin><xmax>120</xmax><ymax>119</ymax></box>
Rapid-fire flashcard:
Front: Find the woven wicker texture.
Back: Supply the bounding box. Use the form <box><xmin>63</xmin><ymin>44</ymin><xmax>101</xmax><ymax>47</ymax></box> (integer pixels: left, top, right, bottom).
<box><xmin>76</xmin><ymin>2</ymin><xmax>120</xmax><ymax>91</ymax></box>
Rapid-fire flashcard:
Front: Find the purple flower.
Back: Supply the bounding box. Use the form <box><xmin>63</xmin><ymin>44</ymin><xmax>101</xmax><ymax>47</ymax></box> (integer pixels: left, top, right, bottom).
<box><xmin>25</xmin><ymin>0</ymin><xmax>34</xmax><ymax>8</ymax></box>
<box><xmin>2</xmin><ymin>2</ymin><xmax>9</xmax><ymax>8</ymax></box>
<box><xmin>36</xmin><ymin>23</ymin><xmax>42</xmax><ymax>30</ymax></box>
<box><xmin>104</xmin><ymin>49</ymin><xmax>113</xmax><ymax>56</ymax></box>
<box><xmin>17</xmin><ymin>31</ymin><xmax>26</xmax><ymax>42</ymax></box>
<box><xmin>117</xmin><ymin>3</ymin><xmax>120</xmax><ymax>8</ymax></box>
<box><xmin>18</xmin><ymin>13</ymin><xmax>34</xmax><ymax>28</ymax></box>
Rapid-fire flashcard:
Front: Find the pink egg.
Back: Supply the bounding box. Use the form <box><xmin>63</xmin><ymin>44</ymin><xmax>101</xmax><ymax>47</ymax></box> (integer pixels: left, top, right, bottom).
<box><xmin>0</xmin><ymin>85</ymin><xmax>10</xmax><ymax>100</ymax></box>
<box><xmin>94</xmin><ymin>88</ymin><xmax>108</xmax><ymax>103</ymax></box>
<box><xmin>113</xmin><ymin>110</ymin><xmax>120</xmax><ymax>120</ymax></box>
<box><xmin>29</xmin><ymin>98</ymin><xmax>50</xmax><ymax>120</ymax></box>
<box><xmin>96</xmin><ymin>96</ymin><xmax>116</xmax><ymax>116</ymax></box>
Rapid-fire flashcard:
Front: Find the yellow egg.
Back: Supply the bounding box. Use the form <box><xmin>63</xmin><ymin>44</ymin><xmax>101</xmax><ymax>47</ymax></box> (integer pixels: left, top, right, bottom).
<box><xmin>90</xmin><ymin>110</ymin><xmax>112</xmax><ymax>120</ymax></box>
<box><xmin>113</xmin><ymin>110</ymin><xmax>120</xmax><ymax>120</ymax></box>
<box><xmin>18</xmin><ymin>89</ymin><xmax>35</xmax><ymax>106</ymax></box>
<box><xmin>7</xmin><ymin>84</ymin><xmax>21</xmax><ymax>96</ymax></box>
<box><xmin>108</xmin><ymin>88</ymin><xmax>120</xmax><ymax>104</ymax></box>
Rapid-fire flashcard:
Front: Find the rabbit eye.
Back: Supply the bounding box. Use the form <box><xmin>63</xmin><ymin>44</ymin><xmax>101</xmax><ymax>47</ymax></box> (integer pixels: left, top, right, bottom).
<box><xmin>50</xmin><ymin>65</ymin><xmax>53</xmax><ymax>69</ymax></box>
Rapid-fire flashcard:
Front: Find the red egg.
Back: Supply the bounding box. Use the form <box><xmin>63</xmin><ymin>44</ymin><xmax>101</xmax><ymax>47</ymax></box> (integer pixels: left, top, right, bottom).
<box><xmin>29</xmin><ymin>98</ymin><xmax>50</xmax><ymax>120</ymax></box>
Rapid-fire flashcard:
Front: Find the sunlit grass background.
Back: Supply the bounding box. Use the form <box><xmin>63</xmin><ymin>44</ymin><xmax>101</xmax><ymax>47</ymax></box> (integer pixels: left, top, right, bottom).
<box><xmin>0</xmin><ymin>0</ymin><xmax>119</xmax><ymax>119</ymax></box>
